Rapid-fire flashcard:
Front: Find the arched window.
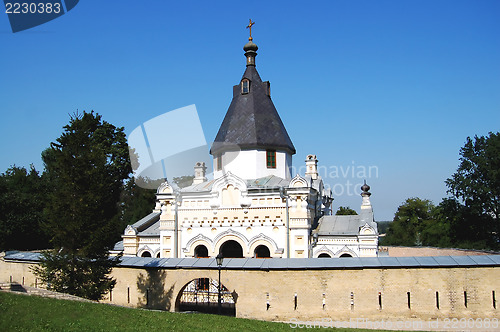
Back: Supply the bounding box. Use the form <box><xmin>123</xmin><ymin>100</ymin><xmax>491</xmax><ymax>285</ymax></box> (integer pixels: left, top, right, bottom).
<box><xmin>219</xmin><ymin>240</ymin><xmax>244</xmax><ymax>258</ymax></box>
<box><xmin>241</xmin><ymin>79</ymin><xmax>250</xmax><ymax>94</ymax></box>
<box><xmin>254</xmin><ymin>245</ymin><xmax>271</xmax><ymax>258</ymax></box>
<box><xmin>339</xmin><ymin>253</ymin><xmax>352</xmax><ymax>258</ymax></box>
<box><xmin>194</xmin><ymin>244</ymin><xmax>209</xmax><ymax>258</ymax></box>
<box><xmin>318</xmin><ymin>253</ymin><xmax>331</xmax><ymax>258</ymax></box>
<box><xmin>141</xmin><ymin>251</ymin><xmax>152</xmax><ymax>257</ymax></box>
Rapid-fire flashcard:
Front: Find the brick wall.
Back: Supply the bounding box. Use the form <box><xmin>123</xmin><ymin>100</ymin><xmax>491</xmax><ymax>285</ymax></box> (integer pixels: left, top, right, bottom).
<box><xmin>1</xmin><ymin>256</ymin><xmax>499</xmax><ymax>322</ymax></box>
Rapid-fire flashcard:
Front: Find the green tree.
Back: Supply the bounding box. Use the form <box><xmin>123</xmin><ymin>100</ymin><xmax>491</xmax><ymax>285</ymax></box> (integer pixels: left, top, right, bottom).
<box><xmin>0</xmin><ymin>165</ymin><xmax>50</xmax><ymax>251</ymax></box>
<box><xmin>118</xmin><ymin>177</ymin><xmax>157</xmax><ymax>229</ymax></box>
<box><xmin>383</xmin><ymin>198</ymin><xmax>439</xmax><ymax>246</ymax></box>
<box><xmin>433</xmin><ymin>198</ymin><xmax>491</xmax><ymax>249</ymax></box>
<box><xmin>335</xmin><ymin>206</ymin><xmax>358</xmax><ymax>215</ymax></box>
<box><xmin>173</xmin><ymin>175</ymin><xmax>194</xmax><ymax>189</ymax></box>
<box><xmin>445</xmin><ymin>132</ymin><xmax>500</xmax><ymax>247</ymax></box>
<box><xmin>33</xmin><ymin>111</ymin><xmax>131</xmax><ymax>300</ymax></box>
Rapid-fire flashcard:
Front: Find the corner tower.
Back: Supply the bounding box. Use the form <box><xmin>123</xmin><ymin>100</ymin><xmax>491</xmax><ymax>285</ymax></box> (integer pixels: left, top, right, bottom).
<box><xmin>210</xmin><ymin>21</ymin><xmax>296</xmax><ymax>180</ymax></box>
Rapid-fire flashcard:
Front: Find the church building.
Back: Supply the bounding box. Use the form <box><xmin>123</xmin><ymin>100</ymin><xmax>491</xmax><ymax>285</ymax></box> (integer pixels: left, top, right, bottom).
<box><xmin>117</xmin><ymin>24</ymin><xmax>378</xmax><ymax>259</ymax></box>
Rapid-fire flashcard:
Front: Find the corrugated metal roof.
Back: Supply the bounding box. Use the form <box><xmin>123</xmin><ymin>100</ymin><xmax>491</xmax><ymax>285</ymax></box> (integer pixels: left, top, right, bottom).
<box><xmin>131</xmin><ymin>212</ymin><xmax>160</xmax><ymax>232</ymax></box>
<box><xmin>3</xmin><ymin>251</ymin><xmax>500</xmax><ymax>270</ymax></box>
<box><xmin>181</xmin><ymin>179</ymin><xmax>215</xmax><ymax>193</ymax></box>
<box><xmin>317</xmin><ymin>215</ymin><xmax>361</xmax><ymax>235</ymax></box>
<box><xmin>247</xmin><ymin>175</ymin><xmax>290</xmax><ymax>189</ymax></box>
<box><xmin>138</xmin><ymin>220</ymin><xmax>160</xmax><ymax>236</ymax></box>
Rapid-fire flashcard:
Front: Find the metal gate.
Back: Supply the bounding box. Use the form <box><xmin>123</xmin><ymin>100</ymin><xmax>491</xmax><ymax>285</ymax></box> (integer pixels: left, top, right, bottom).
<box><xmin>178</xmin><ymin>278</ymin><xmax>235</xmax><ymax>316</ymax></box>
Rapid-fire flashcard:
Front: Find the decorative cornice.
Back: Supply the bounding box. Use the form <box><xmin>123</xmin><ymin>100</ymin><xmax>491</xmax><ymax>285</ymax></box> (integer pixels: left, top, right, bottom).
<box><xmin>213</xmin><ymin>228</ymin><xmax>248</xmax><ymax>245</ymax></box>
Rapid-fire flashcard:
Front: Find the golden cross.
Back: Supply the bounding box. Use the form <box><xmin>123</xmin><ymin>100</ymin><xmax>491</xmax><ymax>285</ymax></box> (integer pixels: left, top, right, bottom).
<box><xmin>246</xmin><ymin>19</ymin><xmax>255</xmax><ymax>41</ymax></box>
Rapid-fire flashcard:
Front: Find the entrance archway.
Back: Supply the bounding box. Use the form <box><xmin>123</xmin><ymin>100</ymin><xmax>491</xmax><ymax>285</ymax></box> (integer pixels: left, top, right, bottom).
<box><xmin>141</xmin><ymin>251</ymin><xmax>152</xmax><ymax>257</ymax></box>
<box><xmin>219</xmin><ymin>240</ymin><xmax>243</xmax><ymax>258</ymax></box>
<box><xmin>194</xmin><ymin>245</ymin><xmax>209</xmax><ymax>258</ymax></box>
<box><xmin>176</xmin><ymin>278</ymin><xmax>236</xmax><ymax>316</ymax></box>
<box><xmin>254</xmin><ymin>245</ymin><xmax>271</xmax><ymax>258</ymax></box>
<box><xmin>340</xmin><ymin>253</ymin><xmax>352</xmax><ymax>258</ymax></box>
<box><xmin>318</xmin><ymin>253</ymin><xmax>331</xmax><ymax>258</ymax></box>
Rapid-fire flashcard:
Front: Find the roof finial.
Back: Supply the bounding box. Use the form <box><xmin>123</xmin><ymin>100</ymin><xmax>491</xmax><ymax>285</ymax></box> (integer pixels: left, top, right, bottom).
<box><xmin>243</xmin><ymin>19</ymin><xmax>258</xmax><ymax>67</ymax></box>
<box><xmin>361</xmin><ymin>180</ymin><xmax>371</xmax><ymax>196</ymax></box>
<box><xmin>246</xmin><ymin>19</ymin><xmax>255</xmax><ymax>41</ymax></box>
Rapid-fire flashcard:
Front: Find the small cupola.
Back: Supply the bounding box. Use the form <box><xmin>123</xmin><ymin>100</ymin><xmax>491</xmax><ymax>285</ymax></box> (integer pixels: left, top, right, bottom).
<box><xmin>360</xmin><ymin>180</ymin><xmax>372</xmax><ymax>210</ymax></box>
<box><xmin>244</xmin><ymin>19</ymin><xmax>258</xmax><ymax>66</ymax></box>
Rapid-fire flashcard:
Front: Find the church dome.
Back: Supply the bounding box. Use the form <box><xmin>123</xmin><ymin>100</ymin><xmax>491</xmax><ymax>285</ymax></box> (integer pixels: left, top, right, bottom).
<box><xmin>243</xmin><ymin>41</ymin><xmax>258</xmax><ymax>52</ymax></box>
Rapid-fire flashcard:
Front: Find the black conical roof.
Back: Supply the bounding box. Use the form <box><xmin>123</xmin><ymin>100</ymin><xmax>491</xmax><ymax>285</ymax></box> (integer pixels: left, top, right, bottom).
<box><xmin>210</xmin><ymin>64</ymin><xmax>296</xmax><ymax>155</ymax></box>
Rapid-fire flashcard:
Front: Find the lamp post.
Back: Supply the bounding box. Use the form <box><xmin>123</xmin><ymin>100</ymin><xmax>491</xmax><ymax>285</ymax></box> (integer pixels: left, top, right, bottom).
<box><xmin>216</xmin><ymin>253</ymin><xmax>224</xmax><ymax>314</ymax></box>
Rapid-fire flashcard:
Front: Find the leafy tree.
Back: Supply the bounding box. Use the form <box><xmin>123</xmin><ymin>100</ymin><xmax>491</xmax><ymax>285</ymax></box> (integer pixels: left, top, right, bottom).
<box><xmin>335</xmin><ymin>206</ymin><xmax>358</xmax><ymax>215</ymax></box>
<box><xmin>118</xmin><ymin>177</ymin><xmax>157</xmax><ymax>229</ymax></box>
<box><xmin>0</xmin><ymin>165</ymin><xmax>50</xmax><ymax>251</ymax></box>
<box><xmin>445</xmin><ymin>132</ymin><xmax>500</xmax><ymax>247</ymax></box>
<box><xmin>173</xmin><ymin>175</ymin><xmax>194</xmax><ymax>189</ymax></box>
<box><xmin>33</xmin><ymin>111</ymin><xmax>131</xmax><ymax>300</ymax></box>
<box><xmin>376</xmin><ymin>221</ymin><xmax>391</xmax><ymax>234</ymax></box>
<box><xmin>433</xmin><ymin>198</ymin><xmax>492</xmax><ymax>249</ymax></box>
<box><xmin>383</xmin><ymin>198</ymin><xmax>439</xmax><ymax>246</ymax></box>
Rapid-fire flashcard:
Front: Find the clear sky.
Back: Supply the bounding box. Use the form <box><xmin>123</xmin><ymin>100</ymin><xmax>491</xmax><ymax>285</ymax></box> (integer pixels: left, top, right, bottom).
<box><xmin>1</xmin><ymin>0</ymin><xmax>499</xmax><ymax>221</ymax></box>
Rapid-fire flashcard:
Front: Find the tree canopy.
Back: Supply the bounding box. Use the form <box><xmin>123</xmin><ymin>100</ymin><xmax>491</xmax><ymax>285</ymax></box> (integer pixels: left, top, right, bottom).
<box><xmin>384</xmin><ymin>132</ymin><xmax>500</xmax><ymax>250</ymax></box>
<box><xmin>0</xmin><ymin>165</ymin><xmax>50</xmax><ymax>251</ymax></box>
<box><xmin>382</xmin><ymin>198</ymin><xmax>441</xmax><ymax>247</ymax></box>
<box><xmin>34</xmin><ymin>111</ymin><xmax>132</xmax><ymax>300</ymax></box>
<box><xmin>335</xmin><ymin>206</ymin><xmax>358</xmax><ymax>216</ymax></box>
<box><xmin>445</xmin><ymin>132</ymin><xmax>500</xmax><ymax>244</ymax></box>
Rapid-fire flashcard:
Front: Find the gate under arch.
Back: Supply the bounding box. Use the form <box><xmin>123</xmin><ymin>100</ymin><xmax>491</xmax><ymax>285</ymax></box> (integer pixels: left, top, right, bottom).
<box><xmin>176</xmin><ymin>278</ymin><xmax>236</xmax><ymax>316</ymax></box>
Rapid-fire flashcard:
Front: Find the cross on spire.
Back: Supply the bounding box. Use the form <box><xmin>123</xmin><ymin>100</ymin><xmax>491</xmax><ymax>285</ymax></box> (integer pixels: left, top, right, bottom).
<box><xmin>246</xmin><ymin>19</ymin><xmax>255</xmax><ymax>41</ymax></box>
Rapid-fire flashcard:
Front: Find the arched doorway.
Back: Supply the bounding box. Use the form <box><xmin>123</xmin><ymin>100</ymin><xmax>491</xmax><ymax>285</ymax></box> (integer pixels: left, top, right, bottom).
<box><xmin>254</xmin><ymin>245</ymin><xmax>271</xmax><ymax>258</ymax></box>
<box><xmin>141</xmin><ymin>251</ymin><xmax>152</xmax><ymax>257</ymax></box>
<box><xmin>194</xmin><ymin>245</ymin><xmax>209</xmax><ymax>258</ymax></box>
<box><xmin>219</xmin><ymin>240</ymin><xmax>243</xmax><ymax>258</ymax></box>
<box><xmin>176</xmin><ymin>278</ymin><xmax>236</xmax><ymax>316</ymax></box>
<box><xmin>339</xmin><ymin>253</ymin><xmax>352</xmax><ymax>258</ymax></box>
<box><xmin>318</xmin><ymin>253</ymin><xmax>331</xmax><ymax>258</ymax></box>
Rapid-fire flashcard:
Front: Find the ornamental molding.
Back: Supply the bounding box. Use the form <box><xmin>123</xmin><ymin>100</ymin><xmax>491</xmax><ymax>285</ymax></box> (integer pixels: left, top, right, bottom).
<box><xmin>290</xmin><ymin>174</ymin><xmax>308</xmax><ymax>188</ymax></box>
<box><xmin>157</xmin><ymin>181</ymin><xmax>174</xmax><ymax>194</ymax></box>
<box><xmin>211</xmin><ymin>171</ymin><xmax>248</xmax><ymax>194</ymax></box>
<box><xmin>137</xmin><ymin>245</ymin><xmax>153</xmax><ymax>257</ymax></box>
<box><xmin>213</xmin><ymin>228</ymin><xmax>248</xmax><ymax>245</ymax></box>
<box><xmin>359</xmin><ymin>223</ymin><xmax>376</xmax><ymax>235</ymax></box>
<box><xmin>313</xmin><ymin>245</ymin><xmax>336</xmax><ymax>258</ymax></box>
<box><xmin>247</xmin><ymin>233</ymin><xmax>279</xmax><ymax>252</ymax></box>
<box><xmin>335</xmin><ymin>245</ymin><xmax>357</xmax><ymax>258</ymax></box>
<box><xmin>183</xmin><ymin>234</ymin><xmax>214</xmax><ymax>253</ymax></box>
<box><xmin>125</xmin><ymin>225</ymin><xmax>137</xmax><ymax>236</ymax></box>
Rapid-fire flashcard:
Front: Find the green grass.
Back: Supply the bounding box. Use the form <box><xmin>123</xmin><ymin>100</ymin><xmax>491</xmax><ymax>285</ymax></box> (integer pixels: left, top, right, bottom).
<box><xmin>0</xmin><ymin>291</ymin><xmax>385</xmax><ymax>331</ymax></box>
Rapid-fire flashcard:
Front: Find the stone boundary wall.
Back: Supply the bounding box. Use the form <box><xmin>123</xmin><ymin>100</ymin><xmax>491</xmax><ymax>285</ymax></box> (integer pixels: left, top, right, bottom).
<box><xmin>1</xmin><ymin>255</ymin><xmax>499</xmax><ymax>322</ymax></box>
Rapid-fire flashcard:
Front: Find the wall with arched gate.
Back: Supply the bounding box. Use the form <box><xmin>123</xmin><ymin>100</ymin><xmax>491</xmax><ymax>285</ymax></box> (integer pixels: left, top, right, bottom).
<box><xmin>1</xmin><ymin>253</ymin><xmax>499</xmax><ymax>322</ymax></box>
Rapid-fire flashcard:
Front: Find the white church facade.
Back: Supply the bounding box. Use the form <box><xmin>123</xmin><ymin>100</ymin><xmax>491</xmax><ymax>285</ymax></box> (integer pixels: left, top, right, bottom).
<box><xmin>116</xmin><ymin>30</ymin><xmax>378</xmax><ymax>259</ymax></box>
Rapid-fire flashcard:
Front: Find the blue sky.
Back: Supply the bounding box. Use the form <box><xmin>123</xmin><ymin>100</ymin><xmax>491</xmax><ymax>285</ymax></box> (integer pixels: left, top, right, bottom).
<box><xmin>1</xmin><ymin>0</ymin><xmax>499</xmax><ymax>221</ymax></box>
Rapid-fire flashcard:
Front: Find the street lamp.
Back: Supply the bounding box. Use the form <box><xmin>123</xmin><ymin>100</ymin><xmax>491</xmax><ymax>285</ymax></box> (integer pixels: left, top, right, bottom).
<box><xmin>216</xmin><ymin>253</ymin><xmax>224</xmax><ymax>314</ymax></box>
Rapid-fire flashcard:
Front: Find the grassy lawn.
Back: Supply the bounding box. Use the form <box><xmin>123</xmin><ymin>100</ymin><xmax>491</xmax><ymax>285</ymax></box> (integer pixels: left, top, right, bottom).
<box><xmin>0</xmin><ymin>291</ymin><xmax>385</xmax><ymax>331</ymax></box>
